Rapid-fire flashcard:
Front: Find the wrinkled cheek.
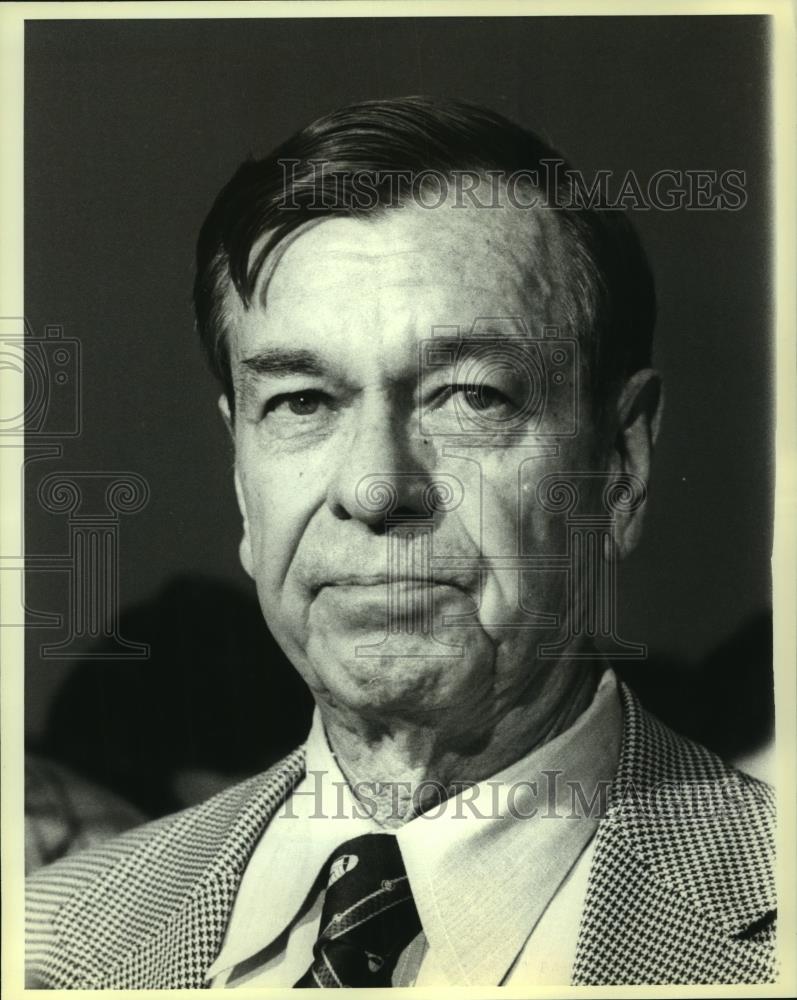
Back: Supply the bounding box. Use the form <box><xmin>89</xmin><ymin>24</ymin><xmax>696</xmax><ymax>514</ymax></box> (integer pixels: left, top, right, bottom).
<box><xmin>462</xmin><ymin>455</ymin><xmax>575</xmax><ymax>653</ymax></box>
<box><xmin>240</xmin><ymin>481</ymin><xmax>306</xmax><ymax>633</ymax></box>
<box><xmin>472</xmin><ymin>477</ymin><xmax>557</xmax><ymax>616</ymax></box>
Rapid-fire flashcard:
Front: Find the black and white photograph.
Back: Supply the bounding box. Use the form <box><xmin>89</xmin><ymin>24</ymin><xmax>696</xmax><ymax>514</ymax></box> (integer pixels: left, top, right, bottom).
<box><xmin>2</xmin><ymin>2</ymin><xmax>795</xmax><ymax>993</ymax></box>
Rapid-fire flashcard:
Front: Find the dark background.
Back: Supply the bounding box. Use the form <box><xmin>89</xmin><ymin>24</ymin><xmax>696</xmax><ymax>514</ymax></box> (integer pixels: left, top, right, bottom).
<box><xmin>24</xmin><ymin>16</ymin><xmax>774</xmax><ymax>815</ymax></box>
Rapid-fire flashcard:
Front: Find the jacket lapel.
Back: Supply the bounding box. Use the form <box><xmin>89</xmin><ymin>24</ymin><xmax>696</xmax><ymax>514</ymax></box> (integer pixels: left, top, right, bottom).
<box><xmin>572</xmin><ymin>683</ymin><xmax>776</xmax><ymax>984</ymax></box>
<box><xmin>54</xmin><ymin>748</ymin><xmax>307</xmax><ymax>988</ymax></box>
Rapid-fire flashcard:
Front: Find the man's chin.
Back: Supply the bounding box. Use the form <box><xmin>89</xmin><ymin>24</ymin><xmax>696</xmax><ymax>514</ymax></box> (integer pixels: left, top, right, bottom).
<box><xmin>303</xmin><ymin>628</ymin><xmax>492</xmax><ymax>718</ymax></box>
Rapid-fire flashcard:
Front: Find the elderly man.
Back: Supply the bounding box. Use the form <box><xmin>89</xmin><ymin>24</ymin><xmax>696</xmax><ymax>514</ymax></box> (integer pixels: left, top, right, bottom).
<box><xmin>26</xmin><ymin>97</ymin><xmax>776</xmax><ymax>988</ymax></box>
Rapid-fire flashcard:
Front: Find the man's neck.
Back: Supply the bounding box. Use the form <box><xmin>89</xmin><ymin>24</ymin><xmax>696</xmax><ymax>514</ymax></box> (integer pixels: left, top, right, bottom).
<box><xmin>317</xmin><ymin>663</ymin><xmax>600</xmax><ymax>829</ymax></box>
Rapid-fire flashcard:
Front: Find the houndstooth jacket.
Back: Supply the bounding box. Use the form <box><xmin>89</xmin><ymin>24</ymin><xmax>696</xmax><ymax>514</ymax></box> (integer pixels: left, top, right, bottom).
<box><xmin>26</xmin><ymin>683</ymin><xmax>777</xmax><ymax>987</ymax></box>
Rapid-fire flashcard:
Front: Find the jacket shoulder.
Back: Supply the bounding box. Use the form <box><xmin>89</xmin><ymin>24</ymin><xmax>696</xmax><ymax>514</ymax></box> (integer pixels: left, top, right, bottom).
<box><xmin>26</xmin><ymin>751</ymin><xmax>305</xmax><ymax>989</ymax></box>
<box><xmin>26</xmin><ymin>808</ymin><xmax>183</xmax><ymax>985</ymax></box>
<box><xmin>574</xmin><ymin>685</ymin><xmax>776</xmax><ymax>985</ymax></box>
<box><xmin>611</xmin><ymin>686</ymin><xmax>775</xmax><ymax>921</ymax></box>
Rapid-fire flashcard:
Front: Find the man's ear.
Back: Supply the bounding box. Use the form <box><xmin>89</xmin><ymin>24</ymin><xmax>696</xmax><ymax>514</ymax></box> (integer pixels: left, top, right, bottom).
<box><xmin>607</xmin><ymin>369</ymin><xmax>663</xmax><ymax>559</ymax></box>
<box><xmin>218</xmin><ymin>393</ymin><xmax>234</xmax><ymax>441</ymax></box>
<box><xmin>217</xmin><ymin>394</ymin><xmax>255</xmax><ymax>579</ymax></box>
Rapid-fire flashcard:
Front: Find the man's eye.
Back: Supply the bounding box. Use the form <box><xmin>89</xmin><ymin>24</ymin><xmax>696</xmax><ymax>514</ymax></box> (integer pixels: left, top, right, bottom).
<box><xmin>264</xmin><ymin>391</ymin><xmax>326</xmax><ymax>418</ymax></box>
<box><xmin>454</xmin><ymin>384</ymin><xmax>510</xmax><ymax>411</ymax></box>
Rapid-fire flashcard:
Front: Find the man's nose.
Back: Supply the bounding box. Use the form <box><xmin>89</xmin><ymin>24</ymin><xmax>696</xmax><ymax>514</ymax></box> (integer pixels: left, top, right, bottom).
<box><xmin>325</xmin><ymin>403</ymin><xmax>434</xmax><ymax>528</ymax></box>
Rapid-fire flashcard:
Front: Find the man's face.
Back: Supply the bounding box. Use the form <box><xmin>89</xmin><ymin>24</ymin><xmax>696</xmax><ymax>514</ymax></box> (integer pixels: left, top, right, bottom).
<box><xmin>224</xmin><ymin>198</ymin><xmax>614</xmax><ymax>737</ymax></box>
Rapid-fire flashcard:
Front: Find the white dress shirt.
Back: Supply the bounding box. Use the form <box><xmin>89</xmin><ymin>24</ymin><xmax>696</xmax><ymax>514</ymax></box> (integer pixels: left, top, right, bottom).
<box><xmin>208</xmin><ymin>667</ymin><xmax>622</xmax><ymax>987</ymax></box>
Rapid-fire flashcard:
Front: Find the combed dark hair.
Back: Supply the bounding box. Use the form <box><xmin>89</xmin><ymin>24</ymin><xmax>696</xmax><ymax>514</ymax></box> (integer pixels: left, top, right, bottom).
<box><xmin>194</xmin><ymin>96</ymin><xmax>655</xmax><ymax>414</ymax></box>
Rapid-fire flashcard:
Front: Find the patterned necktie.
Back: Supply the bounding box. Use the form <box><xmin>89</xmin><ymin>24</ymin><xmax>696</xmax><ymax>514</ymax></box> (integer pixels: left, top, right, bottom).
<box><xmin>294</xmin><ymin>833</ymin><xmax>422</xmax><ymax>988</ymax></box>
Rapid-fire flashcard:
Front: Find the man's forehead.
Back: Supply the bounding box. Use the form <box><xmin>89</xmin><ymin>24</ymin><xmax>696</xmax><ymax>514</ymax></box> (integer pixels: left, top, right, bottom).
<box><xmin>219</xmin><ymin>200</ymin><xmax>575</xmax><ymax>372</ymax></box>
<box><xmin>252</xmin><ymin>197</ymin><xmax>567</xmax><ymax>305</ymax></box>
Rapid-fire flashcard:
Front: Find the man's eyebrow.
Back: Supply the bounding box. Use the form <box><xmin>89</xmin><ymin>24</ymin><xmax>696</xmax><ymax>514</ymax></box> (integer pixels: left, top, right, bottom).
<box><xmin>239</xmin><ymin>348</ymin><xmax>327</xmax><ymax>378</ymax></box>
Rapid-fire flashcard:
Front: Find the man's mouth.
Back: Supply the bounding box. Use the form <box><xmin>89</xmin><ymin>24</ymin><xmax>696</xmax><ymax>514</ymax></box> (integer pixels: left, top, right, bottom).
<box><xmin>313</xmin><ymin>574</ymin><xmax>474</xmax><ymax>594</ymax></box>
<box><xmin>310</xmin><ymin>575</ymin><xmax>478</xmax><ymax>623</ymax></box>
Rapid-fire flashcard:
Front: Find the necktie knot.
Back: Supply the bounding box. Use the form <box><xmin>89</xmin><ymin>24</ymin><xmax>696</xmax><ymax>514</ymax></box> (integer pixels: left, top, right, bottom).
<box><xmin>295</xmin><ymin>834</ymin><xmax>421</xmax><ymax>988</ymax></box>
